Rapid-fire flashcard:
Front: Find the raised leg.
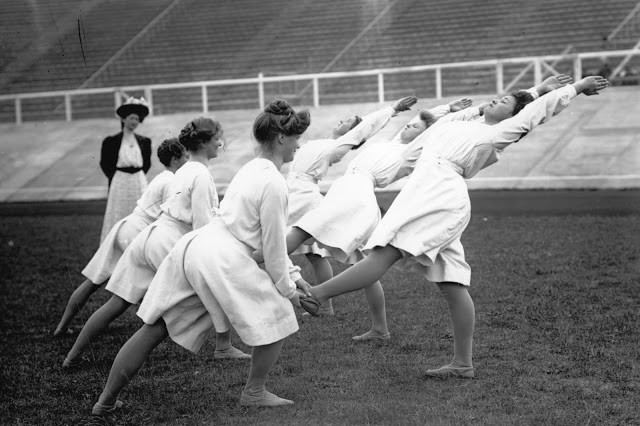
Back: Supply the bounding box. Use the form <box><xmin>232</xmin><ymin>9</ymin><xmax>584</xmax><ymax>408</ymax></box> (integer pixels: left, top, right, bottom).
<box><xmin>306</xmin><ymin>253</ymin><xmax>334</xmax><ymax>315</ymax></box>
<box><xmin>54</xmin><ymin>278</ymin><xmax>104</xmax><ymax>336</ymax></box>
<box><xmin>64</xmin><ymin>295</ymin><xmax>131</xmax><ymax>365</ymax></box>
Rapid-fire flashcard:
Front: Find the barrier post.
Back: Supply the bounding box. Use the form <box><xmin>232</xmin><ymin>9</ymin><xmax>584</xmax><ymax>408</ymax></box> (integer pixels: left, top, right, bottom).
<box><xmin>435</xmin><ymin>67</ymin><xmax>442</xmax><ymax>99</ymax></box>
<box><xmin>378</xmin><ymin>72</ymin><xmax>385</xmax><ymax>103</ymax></box>
<box><xmin>258</xmin><ymin>73</ymin><xmax>265</xmax><ymax>108</ymax></box>
<box><xmin>15</xmin><ymin>98</ymin><xmax>22</xmax><ymax>125</ymax></box>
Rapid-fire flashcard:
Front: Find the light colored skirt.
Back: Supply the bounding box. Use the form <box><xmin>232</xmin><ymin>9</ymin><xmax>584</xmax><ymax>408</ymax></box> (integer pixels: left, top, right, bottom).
<box><xmin>138</xmin><ymin>217</ymin><xmax>299</xmax><ymax>352</ymax></box>
<box><xmin>294</xmin><ymin>171</ymin><xmax>380</xmax><ymax>264</ymax></box>
<box><xmin>105</xmin><ymin>214</ymin><xmax>191</xmax><ymax>304</ymax></box>
<box><xmin>82</xmin><ymin>210</ymin><xmax>155</xmax><ymax>284</ymax></box>
<box><xmin>287</xmin><ymin>177</ymin><xmax>330</xmax><ymax>258</ymax></box>
<box><xmin>100</xmin><ymin>170</ymin><xmax>147</xmax><ymax>242</ymax></box>
<box><xmin>364</xmin><ymin>154</ymin><xmax>472</xmax><ymax>285</ymax></box>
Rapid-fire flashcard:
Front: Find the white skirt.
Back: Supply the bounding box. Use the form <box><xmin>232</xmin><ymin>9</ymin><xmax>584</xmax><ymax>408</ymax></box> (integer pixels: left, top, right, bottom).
<box><xmin>364</xmin><ymin>154</ymin><xmax>472</xmax><ymax>285</ymax></box>
<box><xmin>138</xmin><ymin>218</ymin><xmax>299</xmax><ymax>352</ymax></box>
<box><xmin>100</xmin><ymin>170</ymin><xmax>147</xmax><ymax>242</ymax></box>
<box><xmin>105</xmin><ymin>214</ymin><xmax>191</xmax><ymax>304</ymax></box>
<box><xmin>294</xmin><ymin>172</ymin><xmax>380</xmax><ymax>264</ymax></box>
<box><xmin>287</xmin><ymin>177</ymin><xmax>330</xmax><ymax>258</ymax></box>
<box><xmin>82</xmin><ymin>210</ymin><xmax>155</xmax><ymax>284</ymax></box>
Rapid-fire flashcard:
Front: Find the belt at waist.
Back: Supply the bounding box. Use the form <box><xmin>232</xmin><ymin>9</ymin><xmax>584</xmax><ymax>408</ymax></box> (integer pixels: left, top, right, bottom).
<box><xmin>288</xmin><ymin>171</ymin><xmax>319</xmax><ymax>184</ymax></box>
<box><xmin>116</xmin><ymin>166</ymin><xmax>143</xmax><ymax>174</ymax></box>
<box><xmin>428</xmin><ymin>155</ymin><xmax>464</xmax><ymax>176</ymax></box>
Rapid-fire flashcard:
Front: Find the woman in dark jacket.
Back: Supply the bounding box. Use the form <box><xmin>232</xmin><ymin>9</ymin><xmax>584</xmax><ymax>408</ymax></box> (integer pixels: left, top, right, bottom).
<box><xmin>99</xmin><ymin>97</ymin><xmax>152</xmax><ymax>242</ymax></box>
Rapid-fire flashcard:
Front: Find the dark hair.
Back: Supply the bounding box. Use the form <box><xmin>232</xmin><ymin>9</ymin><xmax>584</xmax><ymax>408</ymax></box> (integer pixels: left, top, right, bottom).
<box><xmin>178</xmin><ymin>117</ymin><xmax>222</xmax><ymax>151</ymax></box>
<box><xmin>253</xmin><ymin>99</ymin><xmax>311</xmax><ymax>147</ymax></box>
<box><xmin>511</xmin><ymin>90</ymin><xmax>535</xmax><ymax>116</ymax></box>
<box><xmin>157</xmin><ymin>137</ymin><xmax>186</xmax><ymax>167</ymax></box>
<box><xmin>418</xmin><ymin>110</ymin><xmax>438</xmax><ymax>128</ymax></box>
<box><xmin>348</xmin><ymin>115</ymin><xmax>363</xmax><ymax>131</ymax></box>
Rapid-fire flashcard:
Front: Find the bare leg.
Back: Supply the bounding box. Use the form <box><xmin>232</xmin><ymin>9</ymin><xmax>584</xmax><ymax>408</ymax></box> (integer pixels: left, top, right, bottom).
<box><xmin>306</xmin><ymin>253</ymin><xmax>334</xmax><ymax>315</ymax></box>
<box><xmin>54</xmin><ymin>278</ymin><xmax>104</xmax><ymax>336</ymax></box>
<box><xmin>312</xmin><ymin>245</ymin><xmax>402</xmax><ymax>303</ymax></box>
<box><xmin>254</xmin><ymin>227</ymin><xmax>312</xmax><ymax>264</ymax></box>
<box><xmin>213</xmin><ymin>330</ymin><xmax>250</xmax><ymax>359</ymax></box>
<box><xmin>64</xmin><ymin>295</ymin><xmax>131</xmax><ymax>365</ymax></box>
<box><xmin>425</xmin><ymin>282</ymin><xmax>475</xmax><ymax>378</ymax></box>
<box><xmin>353</xmin><ymin>281</ymin><xmax>390</xmax><ymax>340</ymax></box>
<box><xmin>95</xmin><ymin>320</ymin><xmax>169</xmax><ymax>408</ymax></box>
<box><xmin>241</xmin><ymin>339</ymin><xmax>292</xmax><ymax>406</ymax></box>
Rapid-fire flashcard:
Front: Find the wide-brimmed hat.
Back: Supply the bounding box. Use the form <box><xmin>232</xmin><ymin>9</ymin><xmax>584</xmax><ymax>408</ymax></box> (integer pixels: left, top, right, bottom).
<box><xmin>116</xmin><ymin>97</ymin><xmax>150</xmax><ymax>121</ymax></box>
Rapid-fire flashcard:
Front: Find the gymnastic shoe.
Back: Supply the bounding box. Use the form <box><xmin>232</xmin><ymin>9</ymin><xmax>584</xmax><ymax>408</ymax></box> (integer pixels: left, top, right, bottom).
<box><xmin>240</xmin><ymin>389</ymin><xmax>294</xmax><ymax>407</ymax></box>
<box><xmin>352</xmin><ymin>330</ymin><xmax>391</xmax><ymax>341</ymax></box>
<box><xmin>214</xmin><ymin>346</ymin><xmax>251</xmax><ymax>360</ymax></box>
<box><xmin>299</xmin><ymin>294</ymin><xmax>321</xmax><ymax>317</ymax></box>
<box><xmin>424</xmin><ymin>364</ymin><xmax>475</xmax><ymax>379</ymax></box>
<box><xmin>91</xmin><ymin>399</ymin><xmax>123</xmax><ymax>415</ymax></box>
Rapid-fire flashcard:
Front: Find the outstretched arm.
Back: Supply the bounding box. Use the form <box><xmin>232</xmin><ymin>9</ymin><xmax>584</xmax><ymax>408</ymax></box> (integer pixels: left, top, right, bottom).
<box><xmin>329</xmin><ymin>96</ymin><xmax>418</xmax><ymax>164</ymax></box>
<box><xmin>491</xmin><ymin>76</ymin><xmax>609</xmax><ymax>149</ymax></box>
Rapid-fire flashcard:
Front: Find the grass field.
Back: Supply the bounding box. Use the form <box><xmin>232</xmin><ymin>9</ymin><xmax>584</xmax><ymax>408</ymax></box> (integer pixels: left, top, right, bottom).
<box><xmin>1</xmin><ymin>210</ymin><xmax>639</xmax><ymax>425</ymax></box>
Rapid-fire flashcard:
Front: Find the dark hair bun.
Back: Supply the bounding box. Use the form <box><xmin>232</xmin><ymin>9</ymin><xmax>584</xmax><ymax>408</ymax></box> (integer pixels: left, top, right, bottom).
<box><xmin>178</xmin><ymin>117</ymin><xmax>222</xmax><ymax>151</ymax></box>
<box><xmin>264</xmin><ymin>99</ymin><xmax>294</xmax><ymax>116</ymax></box>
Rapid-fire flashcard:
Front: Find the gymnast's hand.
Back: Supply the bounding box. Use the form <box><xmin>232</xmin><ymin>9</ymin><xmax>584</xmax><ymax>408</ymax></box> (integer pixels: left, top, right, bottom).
<box><xmin>295</xmin><ymin>277</ymin><xmax>313</xmax><ymax>297</ymax></box>
<box><xmin>537</xmin><ymin>74</ymin><xmax>573</xmax><ymax>95</ymax></box>
<box><xmin>289</xmin><ymin>291</ymin><xmax>302</xmax><ymax>308</ymax></box>
<box><xmin>392</xmin><ymin>96</ymin><xmax>418</xmax><ymax>112</ymax></box>
<box><xmin>574</xmin><ymin>75</ymin><xmax>609</xmax><ymax>96</ymax></box>
<box><xmin>448</xmin><ymin>98</ymin><xmax>473</xmax><ymax>112</ymax></box>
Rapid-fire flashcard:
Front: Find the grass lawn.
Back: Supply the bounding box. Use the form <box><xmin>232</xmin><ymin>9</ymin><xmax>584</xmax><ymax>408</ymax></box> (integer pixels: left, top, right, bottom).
<box><xmin>1</xmin><ymin>212</ymin><xmax>639</xmax><ymax>425</ymax></box>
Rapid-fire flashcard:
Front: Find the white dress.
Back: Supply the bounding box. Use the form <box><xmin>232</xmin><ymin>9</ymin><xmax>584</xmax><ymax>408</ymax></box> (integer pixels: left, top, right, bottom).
<box><xmin>365</xmin><ymin>85</ymin><xmax>577</xmax><ymax>285</ymax></box>
<box><xmin>82</xmin><ymin>170</ymin><xmax>175</xmax><ymax>285</ymax></box>
<box><xmin>287</xmin><ymin>106</ymin><xmax>397</xmax><ymax>257</ymax></box>
<box><xmin>138</xmin><ymin>158</ymin><xmax>300</xmax><ymax>351</ymax></box>
<box><xmin>100</xmin><ymin>134</ymin><xmax>148</xmax><ymax>242</ymax></box>
<box><xmin>105</xmin><ymin>161</ymin><xmax>217</xmax><ymax>304</ymax></box>
<box><xmin>294</xmin><ymin>104</ymin><xmax>453</xmax><ymax>264</ymax></box>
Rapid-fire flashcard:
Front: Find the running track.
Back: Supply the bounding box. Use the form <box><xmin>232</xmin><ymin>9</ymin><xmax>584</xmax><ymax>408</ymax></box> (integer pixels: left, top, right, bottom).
<box><xmin>1</xmin><ymin>190</ymin><xmax>639</xmax><ymax>217</ymax></box>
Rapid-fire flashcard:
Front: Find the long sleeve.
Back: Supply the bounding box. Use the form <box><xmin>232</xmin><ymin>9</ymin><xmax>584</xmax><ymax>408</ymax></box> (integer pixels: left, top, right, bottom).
<box><xmin>329</xmin><ymin>106</ymin><xmax>395</xmax><ymax>165</ymax></box>
<box><xmin>435</xmin><ymin>106</ymin><xmax>481</xmax><ymax>124</ymax></box>
<box><xmin>100</xmin><ymin>136</ymin><xmax>118</xmax><ymax>182</ymax></box>
<box><xmin>388</xmin><ymin>103</ymin><xmax>454</xmax><ymax>144</ymax></box>
<box><xmin>259</xmin><ymin>179</ymin><xmax>296</xmax><ymax>299</ymax></box>
<box><xmin>190</xmin><ymin>173</ymin><xmax>217</xmax><ymax>230</ymax></box>
<box><xmin>489</xmin><ymin>85</ymin><xmax>577</xmax><ymax>150</ymax></box>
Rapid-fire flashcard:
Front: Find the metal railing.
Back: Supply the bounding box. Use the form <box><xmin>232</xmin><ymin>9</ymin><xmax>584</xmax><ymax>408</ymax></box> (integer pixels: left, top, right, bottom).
<box><xmin>1</xmin><ymin>49</ymin><xmax>638</xmax><ymax>124</ymax></box>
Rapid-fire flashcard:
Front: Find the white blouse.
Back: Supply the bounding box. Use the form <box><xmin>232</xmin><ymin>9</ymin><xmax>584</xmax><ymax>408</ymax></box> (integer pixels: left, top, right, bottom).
<box><xmin>218</xmin><ymin>158</ymin><xmax>300</xmax><ymax>298</ymax></box>
<box><xmin>414</xmin><ymin>85</ymin><xmax>577</xmax><ymax>178</ymax></box>
<box><xmin>288</xmin><ymin>106</ymin><xmax>397</xmax><ymax>182</ymax></box>
<box><xmin>133</xmin><ymin>170</ymin><xmax>175</xmax><ymax>220</ymax></box>
<box><xmin>344</xmin><ymin>103</ymin><xmax>456</xmax><ymax>188</ymax></box>
<box><xmin>115</xmin><ymin>133</ymin><xmax>143</xmax><ymax>168</ymax></box>
<box><xmin>161</xmin><ymin>161</ymin><xmax>218</xmax><ymax>229</ymax></box>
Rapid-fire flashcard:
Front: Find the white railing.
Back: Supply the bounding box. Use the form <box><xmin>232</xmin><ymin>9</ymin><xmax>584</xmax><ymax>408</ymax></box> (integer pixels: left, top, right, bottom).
<box><xmin>1</xmin><ymin>49</ymin><xmax>638</xmax><ymax>124</ymax></box>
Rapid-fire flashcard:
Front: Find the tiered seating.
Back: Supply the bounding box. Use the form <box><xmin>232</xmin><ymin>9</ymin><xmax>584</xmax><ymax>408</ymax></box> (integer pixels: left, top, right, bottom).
<box><xmin>2</xmin><ymin>0</ymin><xmax>638</xmax><ymax>122</ymax></box>
<box><xmin>4</xmin><ymin>0</ymin><xmax>174</xmax><ymax>94</ymax></box>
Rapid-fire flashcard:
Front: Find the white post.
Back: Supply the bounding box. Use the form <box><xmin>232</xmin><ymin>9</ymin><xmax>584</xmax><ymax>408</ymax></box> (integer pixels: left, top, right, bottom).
<box><xmin>15</xmin><ymin>98</ymin><xmax>22</xmax><ymax>125</ymax></box>
<box><xmin>533</xmin><ymin>59</ymin><xmax>542</xmax><ymax>85</ymax></box>
<box><xmin>435</xmin><ymin>67</ymin><xmax>442</xmax><ymax>99</ymax></box>
<box><xmin>573</xmin><ymin>56</ymin><xmax>582</xmax><ymax>80</ymax></box>
<box><xmin>496</xmin><ymin>62</ymin><xmax>504</xmax><ymax>94</ymax></box>
<box><xmin>201</xmin><ymin>85</ymin><xmax>208</xmax><ymax>114</ymax></box>
<box><xmin>64</xmin><ymin>94</ymin><xmax>72</xmax><ymax>122</ymax></box>
<box><xmin>313</xmin><ymin>78</ymin><xmax>319</xmax><ymax>108</ymax></box>
<box><xmin>144</xmin><ymin>88</ymin><xmax>153</xmax><ymax>116</ymax></box>
<box><xmin>377</xmin><ymin>72</ymin><xmax>385</xmax><ymax>103</ymax></box>
<box><xmin>114</xmin><ymin>91</ymin><xmax>121</xmax><ymax>109</ymax></box>
<box><xmin>258</xmin><ymin>73</ymin><xmax>265</xmax><ymax>109</ymax></box>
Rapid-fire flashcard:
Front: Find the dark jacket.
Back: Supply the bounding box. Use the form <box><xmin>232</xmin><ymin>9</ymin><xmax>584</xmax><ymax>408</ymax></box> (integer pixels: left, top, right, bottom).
<box><xmin>100</xmin><ymin>132</ymin><xmax>152</xmax><ymax>186</ymax></box>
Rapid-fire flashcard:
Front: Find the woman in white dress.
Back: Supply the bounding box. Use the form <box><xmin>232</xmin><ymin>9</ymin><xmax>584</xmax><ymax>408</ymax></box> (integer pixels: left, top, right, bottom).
<box><xmin>91</xmin><ymin>100</ymin><xmax>311</xmax><ymax>415</ymax></box>
<box><xmin>64</xmin><ymin>117</ymin><xmax>249</xmax><ymax>367</ymax></box>
<box><xmin>299</xmin><ymin>76</ymin><xmax>609</xmax><ymax>378</ymax></box>
<box><xmin>100</xmin><ymin>97</ymin><xmax>152</xmax><ymax>242</ymax></box>
<box><xmin>255</xmin><ymin>97</ymin><xmax>472</xmax><ymax>340</ymax></box>
<box><xmin>287</xmin><ymin>96</ymin><xmax>417</xmax><ymax>315</ymax></box>
<box><xmin>54</xmin><ymin>138</ymin><xmax>188</xmax><ymax>337</ymax></box>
